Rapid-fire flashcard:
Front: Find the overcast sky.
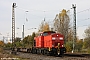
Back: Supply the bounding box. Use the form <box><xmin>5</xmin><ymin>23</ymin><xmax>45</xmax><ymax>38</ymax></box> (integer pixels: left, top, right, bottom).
<box><xmin>0</xmin><ymin>0</ymin><xmax>90</xmax><ymax>41</ymax></box>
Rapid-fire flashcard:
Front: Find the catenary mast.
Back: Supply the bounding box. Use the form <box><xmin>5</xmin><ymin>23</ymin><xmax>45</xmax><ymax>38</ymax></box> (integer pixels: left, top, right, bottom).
<box><xmin>12</xmin><ymin>3</ymin><xmax>16</xmax><ymax>48</ymax></box>
<box><xmin>72</xmin><ymin>4</ymin><xmax>76</xmax><ymax>52</ymax></box>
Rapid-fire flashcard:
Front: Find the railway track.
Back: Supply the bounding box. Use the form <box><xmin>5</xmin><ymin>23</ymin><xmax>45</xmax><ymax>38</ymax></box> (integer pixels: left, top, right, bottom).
<box><xmin>17</xmin><ymin>52</ymin><xmax>90</xmax><ymax>60</ymax></box>
<box><xmin>64</xmin><ymin>53</ymin><xmax>90</xmax><ymax>57</ymax></box>
<box><xmin>4</xmin><ymin>49</ymin><xmax>90</xmax><ymax>60</ymax></box>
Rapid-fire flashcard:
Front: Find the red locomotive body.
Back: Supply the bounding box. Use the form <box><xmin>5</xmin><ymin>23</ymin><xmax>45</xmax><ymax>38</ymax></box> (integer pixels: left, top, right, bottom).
<box><xmin>35</xmin><ymin>36</ymin><xmax>44</xmax><ymax>48</ymax></box>
<box><xmin>44</xmin><ymin>33</ymin><xmax>64</xmax><ymax>48</ymax></box>
<box><xmin>33</xmin><ymin>31</ymin><xmax>66</xmax><ymax>56</ymax></box>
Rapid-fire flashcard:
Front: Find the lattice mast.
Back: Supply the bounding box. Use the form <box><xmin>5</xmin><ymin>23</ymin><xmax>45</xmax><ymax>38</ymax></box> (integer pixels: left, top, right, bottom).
<box><xmin>72</xmin><ymin>4</ymin><xmax>76</xmax><ymax>51</ymax></box>
<box><xmin>12</xmin><ymin>3</ymin><xmax>16</xmax><ymax>47</ymax></box>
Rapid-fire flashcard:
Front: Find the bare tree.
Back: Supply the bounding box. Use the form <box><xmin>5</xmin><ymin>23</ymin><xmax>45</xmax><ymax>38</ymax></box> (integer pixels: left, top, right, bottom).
<box><xmin>54</xmin><ymin>9</ymin><xmax>70</xmax><ymax>44</ymax></box>
<box><xmin>38</xmin><ymin>20</ymin><xmax>50</xmax><ymax>32</ymax></box>
<box><xmin>84</xmin><ymin>26</ymin><xmax>90</xmax><ymax>49</ymax></box>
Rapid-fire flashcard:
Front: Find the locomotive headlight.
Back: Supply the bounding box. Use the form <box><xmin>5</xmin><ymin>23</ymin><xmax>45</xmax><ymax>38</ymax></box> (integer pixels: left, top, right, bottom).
<box><xmin>59</xmin><ymin>37</ymin><xmax>63</xmax><ymax>40</ymax></box>
<box><xmin>52</xmin><ymin>45</ymin><xmax>54</xmax><ymax>47</ymax></box>
<box><xmin>62</xmin><ymin>45</ymin><xmax>64</xmax><ymax>47</ymax></box>
<box><xmin>57</xmin><ymin>35</ymin><xmax>58</xmax><ymax>36</ymax></box>
<box><xmin>52</xmin><ymin>37</ymin><xmax>56</xmax><ymax>40</ymax></box>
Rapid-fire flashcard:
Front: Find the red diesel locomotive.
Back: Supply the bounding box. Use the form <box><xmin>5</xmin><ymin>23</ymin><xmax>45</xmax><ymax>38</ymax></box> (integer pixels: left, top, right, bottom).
<box><xmin>32</xmin><ymin>31</ymin><xmax>66</xmax><ymax>56</ymax></box>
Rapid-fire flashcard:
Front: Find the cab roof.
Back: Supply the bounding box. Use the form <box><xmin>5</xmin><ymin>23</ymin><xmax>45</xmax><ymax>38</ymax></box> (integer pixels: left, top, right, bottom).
<box><xmin>43</xmin><ymin>31</ymin><xmax>56</xmax><ymax>33</ymax></box>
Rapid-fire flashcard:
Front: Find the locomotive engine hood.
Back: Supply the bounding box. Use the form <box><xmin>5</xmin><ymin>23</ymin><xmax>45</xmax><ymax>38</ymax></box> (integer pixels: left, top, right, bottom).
<box><xmin>51</xmin><ymin>33</ymin><xmax>64</xmax><ymax>48</ymax></box>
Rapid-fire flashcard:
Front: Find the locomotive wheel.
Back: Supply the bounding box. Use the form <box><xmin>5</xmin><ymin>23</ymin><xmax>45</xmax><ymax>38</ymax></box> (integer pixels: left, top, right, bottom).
<box><xmin>41</xmin><ymin>49</ymin><xmax>44</xmax><ymax>55</ymax></box>
<box><xmin>46</xmin><ymin>50</ymin><xmax>51</xmax><ymax>56</ymax></box>
<box><xmin>43</xmin><ymin>49</ymin><xmax>45</xmax><ymax>55</ymax></box>
<box><xmin>51</xmin><ymin>48</ymin><xmax>57</xmax><ymax>56</ymax></box>
<box><xmin>37</xmin><ymin>49</ymin><xmax>41</xmax><ymax>54</ymax></box>
<box><xmin>37</xmin><ymin>49</ymin><xmax>39</xmax><ymax>54</ymax></box>
<box><xmin>31</xmin><ymin>48</ymin><xmax>36</xmax><ymax>54</ymax></box>
<box><xmin>32</xmin><ymin>49</ymin><xmax>34</xmax><ymax>54</ymax></box>
<box><xmin>35</xmin><ymin>49</ymin><xmax>37</xmax><ymax>54</ymax></box>
<box><xmin>43</xmin><ymin>49</ymin><xmax>47</xmax><ymax>55</ymax></box>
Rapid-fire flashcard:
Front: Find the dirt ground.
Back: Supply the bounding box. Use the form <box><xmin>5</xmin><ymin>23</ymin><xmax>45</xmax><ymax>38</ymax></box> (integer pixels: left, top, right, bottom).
<box><xmin>0</xmin><ymin>48</ymin><xmax>18</xmax><ymax>60</ymax></box>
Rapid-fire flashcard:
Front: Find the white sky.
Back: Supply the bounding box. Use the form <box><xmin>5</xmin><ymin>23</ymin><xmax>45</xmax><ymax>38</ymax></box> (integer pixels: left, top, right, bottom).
<box><xmin>0</xmin><ymin>0</ymin><xmax>90</xmax><ymax>41</ymax></box>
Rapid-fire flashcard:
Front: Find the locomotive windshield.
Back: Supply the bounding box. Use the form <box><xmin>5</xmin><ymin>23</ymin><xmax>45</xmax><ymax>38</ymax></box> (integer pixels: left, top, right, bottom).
<box><xmin>43</xmin><ymin>31</ymin><xmax>56</xmax><ymax>36</ymax></box>
<box><xmin>43</xmin><ymin>33</ymin><xmax>48</xmax><ymax>36</ymax></box>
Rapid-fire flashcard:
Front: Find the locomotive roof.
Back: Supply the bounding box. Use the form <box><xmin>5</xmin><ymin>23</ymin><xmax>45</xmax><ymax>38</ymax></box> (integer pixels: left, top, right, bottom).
<box><xmin>43</xmin><ymin>31</ymin><xmax>56</xmax><ymax>33</ymax></box>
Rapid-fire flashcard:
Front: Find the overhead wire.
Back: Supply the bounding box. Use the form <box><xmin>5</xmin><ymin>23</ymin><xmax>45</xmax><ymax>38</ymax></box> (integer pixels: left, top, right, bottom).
<box><xmin>69</xmin><ymin>7</ymin><xmax>90</xmax><ymax>27</ymax></box>
<box><xmin>77</xmin><ymin>18</ymin><xmax>90</xmax><ymax>22</ymax></box>
<box><xmin>16</xmin><ymin>6</ymin><xmax>61</xmax><ymax>21</ymax></box>
<box><xmin>16</xmin><ymin>6</ymin><xmax>90</xmax><ymax>27</ymax></box>
<box><xmin>77</xmin><ymin>8</ymin><xmax>90</xmax><ymax>14</ymax></box>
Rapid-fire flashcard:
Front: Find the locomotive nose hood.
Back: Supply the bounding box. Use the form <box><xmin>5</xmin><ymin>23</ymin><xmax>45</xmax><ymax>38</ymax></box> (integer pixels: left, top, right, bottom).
<box><xmin>51</xmin><ymin>33</ymin><xmax>64</xmax><ymax>48</ymax></box>
<box><xmin>51</xmin><ymin>33</ymin><xmax>64</xmax><ymax>40</ymax></box>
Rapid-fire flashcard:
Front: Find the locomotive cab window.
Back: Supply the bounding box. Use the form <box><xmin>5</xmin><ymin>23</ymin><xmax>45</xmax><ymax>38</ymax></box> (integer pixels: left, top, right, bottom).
<box><xmin>43</xmin><ymin>31</ymin><xmax>56</xmax><ymax>36</ymax></box>
<box><xmin>43</xmin><ymin>33</ymin><xmax>48</xmax><ymax>36</ymax></box>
